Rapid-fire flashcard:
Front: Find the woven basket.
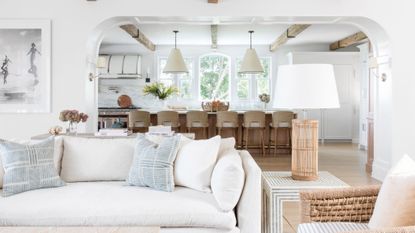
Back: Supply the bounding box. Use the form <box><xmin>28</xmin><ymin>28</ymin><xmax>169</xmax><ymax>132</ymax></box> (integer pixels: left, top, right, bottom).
<box><xmin>201</xmin><ymin>101</ymin><xmax>229</xmax><ymax>112</ymax></box>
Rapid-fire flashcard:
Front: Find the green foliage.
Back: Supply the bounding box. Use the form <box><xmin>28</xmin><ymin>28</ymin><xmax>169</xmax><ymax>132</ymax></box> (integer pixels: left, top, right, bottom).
<box><xmin>143</xmin><ymin>82</ymin><xmax>178</xmax><ymax>100</ymax></box>
<box><xmin>200</xmin><ymin>55</ymin><xmax>230</xmax><ymax>100</ymax></box>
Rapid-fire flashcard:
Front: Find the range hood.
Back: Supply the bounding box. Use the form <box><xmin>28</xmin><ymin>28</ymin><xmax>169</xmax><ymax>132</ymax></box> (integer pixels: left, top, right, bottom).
<box><xmin>98</xmin><ymin>55</ymin><xmax>142</xmax><ymax>79</ymax></box>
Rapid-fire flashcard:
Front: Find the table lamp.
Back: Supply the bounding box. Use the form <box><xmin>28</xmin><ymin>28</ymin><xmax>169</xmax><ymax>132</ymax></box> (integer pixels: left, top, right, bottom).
<box><xmin>273</xmin><ymin>64</ymin><xmax>340</xmax><ymax>180</ymax></box>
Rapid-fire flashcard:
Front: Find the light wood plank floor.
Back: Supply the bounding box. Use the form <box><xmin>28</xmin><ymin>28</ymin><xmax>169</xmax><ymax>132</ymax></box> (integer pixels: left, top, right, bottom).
<box><xmin>249</xmin><ymin>142</ymin><xmax>381</xmax><ymax>233</ymax></box>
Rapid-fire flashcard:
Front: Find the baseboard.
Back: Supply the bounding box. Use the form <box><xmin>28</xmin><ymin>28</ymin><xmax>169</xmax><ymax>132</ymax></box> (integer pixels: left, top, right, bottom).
<box><xmin>372</xmin><ymin>159</ymin><xmax>390</xmax><ymax>181</ymax></box>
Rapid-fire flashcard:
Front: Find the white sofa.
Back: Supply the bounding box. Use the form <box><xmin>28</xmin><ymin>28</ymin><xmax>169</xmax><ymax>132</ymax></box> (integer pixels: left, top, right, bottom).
<box><xmin>0</xmin><ymin>136</ymin><xmax>262</xmax><ymax>233</ymax></box>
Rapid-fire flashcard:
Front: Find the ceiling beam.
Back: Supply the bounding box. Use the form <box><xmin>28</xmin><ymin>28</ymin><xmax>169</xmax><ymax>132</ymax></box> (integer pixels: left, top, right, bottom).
<box><xmin>330</xmin><ymin>31</ymin><xmax>367</xmax><ymax>50</ymax></box>
<box><xmin>269</xmin><ymin>24</ymin><xmax>310</xmax><ymax>52</ymax></box>
<box><xmin>208</xmin><ymin>0</ymin><xmax>219</xmax><ymax>3</ymax></box>
<box><xmin>211</xmin><ymin>25</ymin><xmax>218</xmax><ymax>49</ymax></box>
<box><xmin>119</xmin><ymin>24</ymin><xmax>156</xmax><ymax>52</ymax></box>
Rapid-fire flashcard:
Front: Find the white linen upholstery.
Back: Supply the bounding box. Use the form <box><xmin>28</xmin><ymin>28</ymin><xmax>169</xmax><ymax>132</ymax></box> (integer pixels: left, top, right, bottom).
<box><xmin>297</xmin><ymin>222</ymin><xmax>369</xmax><ymax>233</ymax></box>
<box><xmin>60</xmin><ymin>136</ymin><xmax>136</xmax><ymax>182</ymax></box>
<box><xmin>161</xmin><ymin>228</ymin><xmax>240</xmax><ymax>233</ymax></box>
<box><xmin>211</xmin><ymin>149</ymin><xmax>245</xmax><ymax>211</ymax></box>
<box><xmin>0</xmin><ymin>181</ymin><xmax>236</xmax><ymax>230</ymax></box>
<box><xmin>0</xmin><ymin>156</ymin><xmax>3</xmax><ymax>188</ymax></box>
<box><xmin>236</xmin><ymin>150</ymin><xmax>262</xmax><ymax>233</ymax></box>
<box><xmin>175</xmin><ymin>135</ymin><xmax>221</xmax><ymax>192</ymax></box>
<box><xmin>218</xmin><ymin>137</ymin><xmax>236</xmax><ymax>157</ymax></box>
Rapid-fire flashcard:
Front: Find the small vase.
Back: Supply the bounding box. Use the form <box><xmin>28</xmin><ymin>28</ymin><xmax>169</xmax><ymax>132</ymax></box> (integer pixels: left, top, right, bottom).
<box><xmin>67</xmin><ymin>121</ymin><xmax>78</xmax><ymax>135</ymax></box>
<box><xmin>263</xmin><ymin>102</ymin><xmax>267</xmax><ymax>110</ymax></box>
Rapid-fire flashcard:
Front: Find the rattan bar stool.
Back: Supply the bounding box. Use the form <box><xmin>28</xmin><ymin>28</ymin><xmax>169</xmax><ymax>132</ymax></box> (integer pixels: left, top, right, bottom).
<box><xmin>157</xmin><ymin>111</ymin><xmax>181</xmax><ymax>132</ymax></box>
<box><xmin>186</xmin><ymin>110</ymin><xmax>209</xmax><ymax>139</ymax></box>
<box><xmin>128</xmin><ymin>110</ymin><xmax>151</xmax><ymax>133</ymax></box>
<box><xmin>269</xmin><ymin>111</ymin><xmax>294</xmax><ymax>155</ymax></box>
<box><xmin>242</xmin><ymin>111</ymin><xmax>266</xmax><ymax>156</ymax></box>
<box><xmin>216</xmin><ymin>111</ymin><xmax>239</xmax><ymax>145</ymax></box>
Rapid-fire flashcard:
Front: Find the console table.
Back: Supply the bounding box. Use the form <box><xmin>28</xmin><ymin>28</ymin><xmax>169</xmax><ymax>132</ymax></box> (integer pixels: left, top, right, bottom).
<box><xmin>262</xmin><ymin>171</ymin><xmax>349</xmax><ymax>233</ymax></box>
<box><xmin>0</xmin><ymin>227</ymin><xmax>159</xmax><ymax>233</ymax></box>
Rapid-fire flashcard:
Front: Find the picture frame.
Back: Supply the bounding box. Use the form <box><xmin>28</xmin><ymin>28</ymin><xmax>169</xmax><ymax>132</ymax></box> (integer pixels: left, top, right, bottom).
<box><xmin>0</xmin><ymin>19</ymin><xmax>51</xmax><ymax>113</ymax></box>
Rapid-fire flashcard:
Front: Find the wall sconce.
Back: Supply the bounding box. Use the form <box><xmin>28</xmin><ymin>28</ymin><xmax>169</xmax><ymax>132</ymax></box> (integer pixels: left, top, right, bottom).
<box><xmin>369</xmin><ymin>56</ymin><xmax>388</xmax><ymax>82</ymax></box>
<box><xmin>89</xmin><ymin>56</ymin><xmax>107</xmax><ymax>82</ymax></box>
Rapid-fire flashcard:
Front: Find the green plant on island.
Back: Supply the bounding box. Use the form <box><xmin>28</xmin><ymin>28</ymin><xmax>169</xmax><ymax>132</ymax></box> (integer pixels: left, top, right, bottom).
<box><xmin>143</xmin><ymin>82</ymin><xmax>179</xmax><ymax>100</ymax></box>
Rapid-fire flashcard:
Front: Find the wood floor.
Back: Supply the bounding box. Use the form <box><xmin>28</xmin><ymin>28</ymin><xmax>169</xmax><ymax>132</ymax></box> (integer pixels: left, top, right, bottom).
<box><xmin>249</xmin><ymin>142</ymin><xmax>380</xmax><ymax>233</ymax></box>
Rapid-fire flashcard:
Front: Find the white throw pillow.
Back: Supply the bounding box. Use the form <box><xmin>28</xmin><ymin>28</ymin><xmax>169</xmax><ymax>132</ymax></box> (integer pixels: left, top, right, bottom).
<box><xmin>60</xmin><ymin>136</ymin><xmax>136</xmax><ymax>182</ymax></box>
<box><xmin>174</xmin><ymin>135</ymin><xmax>221</xmax><ymax>192</ymax></box>
<box><xmin>368</xmin><ymin>154</ymin><xmax>415</xmax><ymax>229</ymax></box>
<box><xmin>0</xmin><ymin>156</ymin><xmax>3</xmax><ymax>189</ymax></box>
<box><xmin>211</xmin><ymin>149</ymin><xmax>245</xmax><ymax>212</ymax></box>
<box><xmin>218</xmin><ymin>137</ymin><xmax>236</xmax><ymax>158</ymax></box>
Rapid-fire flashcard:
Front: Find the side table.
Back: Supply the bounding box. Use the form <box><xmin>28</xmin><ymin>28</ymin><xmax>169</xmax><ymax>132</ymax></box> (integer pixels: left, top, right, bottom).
<box><xmin>262</xmin><ymin>171</ymin><xmax>348</xmax><ymax>233</ymax></box>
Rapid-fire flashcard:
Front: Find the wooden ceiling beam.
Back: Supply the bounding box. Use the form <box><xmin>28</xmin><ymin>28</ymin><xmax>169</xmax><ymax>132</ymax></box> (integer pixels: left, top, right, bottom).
<box><xmin>211</xmin><ymin>25</ymin><xmax>218</xmax><ymax>49</ymax></box>
<box><xmin>208</xmin><ymin>0</ymin><xmax>219</xmax><ymax>3</ymax></box>
<box><xmin>120</xmin><ymin>24</ymin><xmax>156</xmax><ymax>52</ymax></box>
<box><xmin>330</xmin><ymin>31</ymin><xmax>367</xmax><ymax>50</ymax></box>
<box><xmin>269</xmin><ymin>24</ymin><xmax>310</xmax><ymax>52</ymax></box>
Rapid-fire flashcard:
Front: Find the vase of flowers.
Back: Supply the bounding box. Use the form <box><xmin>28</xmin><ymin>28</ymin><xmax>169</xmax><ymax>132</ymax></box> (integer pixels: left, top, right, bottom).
<box><xmin>59</xmin><ymin>110</ymin><xmax>89</xmax><ymax>135</ymax></box>
<box><xmin>259</xmin><ymin>93</ymin><xmax>270</xmax><ymax>110</ymax></box>
<box><xmin>143</xmin><ymin>82</ymin><xmax>179</xmax><ymax>106</ymax></box>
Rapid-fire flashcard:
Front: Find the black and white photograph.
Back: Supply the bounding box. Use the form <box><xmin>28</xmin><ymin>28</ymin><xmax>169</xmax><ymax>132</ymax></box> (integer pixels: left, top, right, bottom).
<box><xmin>0</xmin><ymin>20</ymin><xmax>50</xmax><ymax>113</ymax></box>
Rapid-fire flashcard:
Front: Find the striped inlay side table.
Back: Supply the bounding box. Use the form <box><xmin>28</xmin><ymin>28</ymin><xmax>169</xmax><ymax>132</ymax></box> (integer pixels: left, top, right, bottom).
<box><xmin>262</xmin><ymin>171</ymin><xmax>349</xmax><ymax>233</ymax></box>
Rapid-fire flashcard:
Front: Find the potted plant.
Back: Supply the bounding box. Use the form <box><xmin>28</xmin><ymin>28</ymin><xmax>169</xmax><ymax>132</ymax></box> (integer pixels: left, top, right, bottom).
<box><xmin>143</xmin><ymin>82</ymin><xmax>179</xmax><ymax>101</ymax></box>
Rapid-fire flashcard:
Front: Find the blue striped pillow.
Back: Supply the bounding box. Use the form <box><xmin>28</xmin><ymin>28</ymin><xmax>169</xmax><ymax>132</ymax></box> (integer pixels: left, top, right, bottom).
<box><xmin>0</xmin><ymin>137</ymin><xmax>65</xmax><ymax>197</ymax></box>
<box><xmin>127</xmin><ymin>134</ymin><xmax>180</xmax><ymax>192</ymax></box>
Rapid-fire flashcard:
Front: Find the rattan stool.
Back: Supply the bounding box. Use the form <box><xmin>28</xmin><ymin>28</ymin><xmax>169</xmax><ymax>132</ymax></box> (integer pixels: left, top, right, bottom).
<box><xmin>186</xmin><ymin>110</ymin><xmax>209</xmax><ymax>139</ymax></box>
<box><xmin>269</xmin><ymin>111</ymin><xmax>294</xmax><ymax>155</ymax></box>
<box><xmin>128</xmin><ymin>110</ymin><xmax>151</xmax><ymax>133</ymax></box>
<box><xmin>157</xmin><ymin>111</ymin><xmax>181</xmax><ymax>132</ymax></box>
<box><xmin>242</xmin><ymin>111</ymin><xmax>266</xmax><ymax>156</ymax></box>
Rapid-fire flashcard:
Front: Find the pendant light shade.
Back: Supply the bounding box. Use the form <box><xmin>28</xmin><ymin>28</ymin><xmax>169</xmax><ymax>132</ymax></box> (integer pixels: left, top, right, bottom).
<box><xmin>239</xmin><ymin>31</ymin><xmax>264</xmax><ymax>74</ymax></box>
<box><xmin>163</xmin><ymin>30</ymin><xmax>188</xmax><ymax>74</ymax></box>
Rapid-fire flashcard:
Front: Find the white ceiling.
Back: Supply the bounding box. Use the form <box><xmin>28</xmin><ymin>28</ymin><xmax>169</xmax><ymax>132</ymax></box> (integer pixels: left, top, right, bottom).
<box><xmin>100</xmin><ymin>16</ymin><xmax>361</xmax><ymax>49</ymax></box>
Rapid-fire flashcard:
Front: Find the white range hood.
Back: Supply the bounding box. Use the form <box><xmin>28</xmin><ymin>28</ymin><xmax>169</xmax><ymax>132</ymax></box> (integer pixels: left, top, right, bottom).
<box><xmin>98</xmin><ymin>55</ymin><xmax>142</xmax><ymax>79</ymax></box>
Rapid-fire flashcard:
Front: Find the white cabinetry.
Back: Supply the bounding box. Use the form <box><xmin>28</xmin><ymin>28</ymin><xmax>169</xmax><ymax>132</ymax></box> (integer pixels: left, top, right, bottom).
<box><xmin>289</xmin><ymin>52</ymin><xmax>360</xmax><ymax>141</ymax></box>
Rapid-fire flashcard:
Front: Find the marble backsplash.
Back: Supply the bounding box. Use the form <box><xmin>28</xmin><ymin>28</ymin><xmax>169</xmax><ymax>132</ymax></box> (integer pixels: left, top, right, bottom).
<box><xmin>98</xmin><ymin>78</ymin><xmax>150</xmax><ymax>108</ymax></box>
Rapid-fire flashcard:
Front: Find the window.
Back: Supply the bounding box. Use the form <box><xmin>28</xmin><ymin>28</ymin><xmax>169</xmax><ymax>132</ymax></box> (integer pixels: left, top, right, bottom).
<box><xmin>199</xmin><ymin>54</ymin><xmax>230</xmax><ymax>101</ymax></box>
<box><xmin>158</xmin><ymin>58</ymin><xmax>193</xmax><ymax>99</ymax></box>
<box><xmin>236</xmin><ymin>57</ymin><xmax>271</xmax><ymax>101</ymax></box>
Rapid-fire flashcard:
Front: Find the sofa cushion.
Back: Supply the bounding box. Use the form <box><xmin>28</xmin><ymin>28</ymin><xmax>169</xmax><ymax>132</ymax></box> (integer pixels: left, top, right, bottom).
<box><xmin>175</xmin><ymin>135</ymin><xmax>221</xmax><ymax>192</ymax></box>
<box><xmin>0</xmin><ymin>181</ymin><xmax>236</xmax><ymax>230</ymax></box>
<box><xmin>368</xmin><ymin>154</ymin><xmax>415</xmax><ymax>228</ymax></box>
<box><xmin>127</xmin><ymin>134</ymin><xmax>181</xmax><ymax>192</ymax></box>
<box><xmin>211</xmin><ymin>149</ymin><xmax>245</xmax><ymax>212</ymax></box>
<box><xmin>0</xmin><ymin>137</ymin><xmax>65</xmax><ymax>197</ymax></box>
<box><xmin>60</xmin><ymin>136</ymin><xmax>136</xmax><ymax>182</ymax></box>
<box><xmin>0</xmin><ymin>137</ymin><xmax>63</xmax><ymax>189</ymax></box>
<box><xmin>297</xmin><ymin>222</ymin><xmax>369</xmax><ymax>233</ymax></box>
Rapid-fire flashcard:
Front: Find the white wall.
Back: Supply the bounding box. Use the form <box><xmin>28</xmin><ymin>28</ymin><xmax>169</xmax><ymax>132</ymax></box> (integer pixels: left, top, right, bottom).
<box><xmin>0</xmin><ymin>0</ymin><xmax>411</xmax><ymax>181</ymax></box>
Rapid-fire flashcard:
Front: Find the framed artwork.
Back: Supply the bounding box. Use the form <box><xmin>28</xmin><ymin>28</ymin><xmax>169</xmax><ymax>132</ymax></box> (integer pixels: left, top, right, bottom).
<box><xmin>0</xmin><ymin>19</ymin><xmax>51</xmax><ymax>113</ymax></box>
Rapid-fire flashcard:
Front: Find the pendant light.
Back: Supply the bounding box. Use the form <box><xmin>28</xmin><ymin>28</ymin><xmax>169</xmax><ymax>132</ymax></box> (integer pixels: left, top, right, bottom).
<box><xmin>239</xmin><ymin>30</ymin><xmax>264</xmax><ymax>74</ymax></box>
<box><xmin>163</xmin><ymin>30</ymin><xmax>188</xmax><ymax>74</ymax></box>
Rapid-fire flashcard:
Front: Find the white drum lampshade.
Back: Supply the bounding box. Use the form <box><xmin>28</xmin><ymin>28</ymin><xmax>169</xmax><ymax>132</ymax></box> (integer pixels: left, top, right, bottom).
<box><xmin>273</xmin><ymin>64</ymin><xmax>340</xmax><ymax>110</ymax></box>
<box><xmin>272</xmin><ymin>64</ymin><xmax>339</xmax><ymax>181</ymax></box>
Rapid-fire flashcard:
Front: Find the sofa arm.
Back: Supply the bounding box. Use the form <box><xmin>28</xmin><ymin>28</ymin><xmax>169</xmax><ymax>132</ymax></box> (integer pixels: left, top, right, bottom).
<box><xmin>342</xmin><ymin>226</ymin><xmax>415</xmax><ymax>233</ymax></box>
<box><xmin>236</xmin><ymin>150</ymin><xmax>262</xmax><ymax>233</ymax></box>
<box><xmin>300</xmin><ymin>185</ymin><xmax>381</xmax><ymax>223</ymax></box>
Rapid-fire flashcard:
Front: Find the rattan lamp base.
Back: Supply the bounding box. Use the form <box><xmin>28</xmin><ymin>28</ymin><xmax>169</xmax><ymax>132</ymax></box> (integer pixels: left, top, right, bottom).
<box><xmin>291</xmin><ymin>119</ymin><xmax>319</xmax><ymax>181</ymax></box>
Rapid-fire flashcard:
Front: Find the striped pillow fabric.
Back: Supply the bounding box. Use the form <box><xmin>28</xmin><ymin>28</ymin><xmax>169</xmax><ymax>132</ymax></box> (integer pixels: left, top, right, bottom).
<box><xmin>127</xmin><ymin>134</ymin><xmax>181</xmax><ymax>192</ymax></box>
<box><xmin>0</xmin><ymin>137</ymin><xmax>65</xmax><ymax>197</ymax></box>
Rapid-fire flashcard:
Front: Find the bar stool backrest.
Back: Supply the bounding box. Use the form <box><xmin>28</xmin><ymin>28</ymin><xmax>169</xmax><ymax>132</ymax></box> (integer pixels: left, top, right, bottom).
<box><xmin>272</xmin><ymin>111</ymin><xmax>295</xmax><ymax>128</ymax></box>
<box><xmin>186</xmin><ymin>111</ymin><xmax>208</xmax><ymax>128</ymax></box>
<box><xmin>157</xmin><ymin>111</ymin><xmax>180</xmax><ymax>127</ymax></box>
<box><xmin>243</xmin><ymin>111</ymin><xmax>266</xmax><ymax>128</ymax></box>
<box><xmin>216</xmin><ymin>111</ymin><xmax>238</xmax><ymax>128</ymax></box>
<box><xmin>128</xmin><ymin>110</ymin><xmax>151</xmax><ymax>128</ymax></box>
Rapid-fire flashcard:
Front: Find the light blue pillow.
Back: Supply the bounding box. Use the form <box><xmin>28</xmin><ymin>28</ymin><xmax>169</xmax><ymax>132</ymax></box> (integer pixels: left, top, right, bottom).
<box><xmin>0</xmin><ymin>137</ymin><xmax>65</xmax><ymax>197</ymax></box>
<box><xmin>127</xmin><ymin>134</ymin><xmax>181</xmax><ymax>192</ymax></box>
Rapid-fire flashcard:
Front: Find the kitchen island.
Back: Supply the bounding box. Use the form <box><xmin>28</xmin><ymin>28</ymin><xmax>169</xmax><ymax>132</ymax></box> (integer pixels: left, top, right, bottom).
<box><xmin>98</xmin><ymin>108</ymin><xmax>294</xmax><ymax>152</ymax></box>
